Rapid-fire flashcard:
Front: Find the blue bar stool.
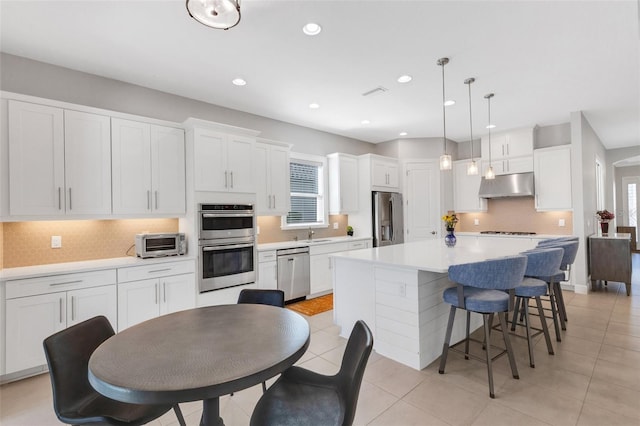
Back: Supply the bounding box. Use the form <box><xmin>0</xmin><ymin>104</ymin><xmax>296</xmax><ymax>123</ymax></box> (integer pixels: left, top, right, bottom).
<box><xmin>439</xmin><ymin>255</ymin><xmax>527</xmax><ymax>398</ymax></box>
<box><xmin>510</xmin><ymin>248</ymin><xmax>564</xmax><ymax>368</ymax></box>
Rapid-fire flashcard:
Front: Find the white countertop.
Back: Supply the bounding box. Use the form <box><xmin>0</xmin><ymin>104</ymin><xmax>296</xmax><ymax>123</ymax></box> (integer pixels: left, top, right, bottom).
<box><xmin>588</xmin><ymin>233</ymin><xmax>631</xmax><ymax>240</ymax></box>
<box><xmin>258</xmin><ymin>236</ymin><xmax>371</xmax><ymax>251</ymax></box>
<box><xmin>0</xmin><ymin>255</ymin><xmax>197</xmax><ymax>281</ymax></box>
<box><xmin>330</xmin><ymin>237</ymin><xmax>540</xmax><ymax>273</ymax></box>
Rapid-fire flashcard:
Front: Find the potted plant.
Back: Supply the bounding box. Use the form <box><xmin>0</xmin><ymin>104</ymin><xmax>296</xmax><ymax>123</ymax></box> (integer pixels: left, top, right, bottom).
<box><xmin>596</xmin><ymin>210</ymin><xmax>614</xmax><ymax>234</ymax></box>
<box><xmin>346</xmin><ymin>226</ymin><xmax>354</xmax><ymax>236</ymax></box>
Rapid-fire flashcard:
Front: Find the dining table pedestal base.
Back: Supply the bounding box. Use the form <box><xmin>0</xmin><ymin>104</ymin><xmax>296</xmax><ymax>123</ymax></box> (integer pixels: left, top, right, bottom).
<box><xmin>201</xmin><ymin>398</ymin><xmax>223</xmax><ymax>426</ymax></box>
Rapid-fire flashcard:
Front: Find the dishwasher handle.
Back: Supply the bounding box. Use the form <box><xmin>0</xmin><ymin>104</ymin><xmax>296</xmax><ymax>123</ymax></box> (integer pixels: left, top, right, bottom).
<box><xmin>277</xmin><ymin>247</ymin><xmax>310</xmax><ymax>256</ymax></box>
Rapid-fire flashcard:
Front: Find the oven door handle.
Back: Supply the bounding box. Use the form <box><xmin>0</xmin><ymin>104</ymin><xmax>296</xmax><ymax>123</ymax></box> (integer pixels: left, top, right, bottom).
<box><xmin>201</xmin><ymin>213</ymin><xmax>253</xmax><ymax>218</ymax></box>
<box><xmin>202</xmin><ymin>243</ymin><xmax>254</xmax><ymax>251</ymax></box>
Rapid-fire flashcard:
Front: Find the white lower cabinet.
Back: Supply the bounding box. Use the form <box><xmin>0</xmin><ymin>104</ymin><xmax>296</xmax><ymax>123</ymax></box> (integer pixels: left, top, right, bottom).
<box><xmin>4</xmin><ymin>270</ymin><xmax>117</xmax><ymax>375</ymax></box>
<box><xmin>257</xmin><ymin>250</ymin><xmax>278</xmax><ymax>290</ymax></box>
<box><xmin>117</xmin><ymin>260</ymin><xmax>195</xmax><ymax>331</ymax></box>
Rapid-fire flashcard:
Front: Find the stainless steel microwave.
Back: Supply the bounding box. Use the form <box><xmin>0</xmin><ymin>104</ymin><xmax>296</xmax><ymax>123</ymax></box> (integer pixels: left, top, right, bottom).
<box><xmin>135</xmin><ymin>233</ymin><xmax>187</xmax><ymax>258</ymax></box>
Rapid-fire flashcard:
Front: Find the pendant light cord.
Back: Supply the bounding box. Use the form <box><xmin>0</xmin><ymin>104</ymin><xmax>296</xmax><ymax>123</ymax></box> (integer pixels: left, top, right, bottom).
<box><xmin>466</xmin><ymin>78</ymin><xmax>474</xmax><ymax>160</ymax></box>
<box><xmin>439</xmin><ymin>59</ymin><xmax>447</xmax><ymax>155</ymax></box>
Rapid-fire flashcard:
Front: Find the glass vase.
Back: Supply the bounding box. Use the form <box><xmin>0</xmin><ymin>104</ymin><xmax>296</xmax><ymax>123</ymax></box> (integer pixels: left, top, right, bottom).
<box><xmin>444</xmin><ymin>228</ymin><xmax>457</xmax><ymax>247</ymax></box>
<box><xmin>600</xmin><ymin>221</ymin><xmax>609</xmax><ymax>235</ymax></box>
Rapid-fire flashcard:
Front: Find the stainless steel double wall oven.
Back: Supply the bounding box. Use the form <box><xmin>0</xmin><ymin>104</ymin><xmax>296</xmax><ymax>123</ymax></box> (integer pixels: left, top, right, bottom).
<box><xmin>198</xmin><ymin>204</ymin><xmax>256</xmax><ymax>293</ymax></box>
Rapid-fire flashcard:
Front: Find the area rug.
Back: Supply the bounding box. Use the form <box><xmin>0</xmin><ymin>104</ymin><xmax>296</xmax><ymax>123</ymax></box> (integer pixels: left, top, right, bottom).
<box><xmin>287</xmin><ymin>294</ymin><xmax>333</xmax><ymax>316</ymax></box>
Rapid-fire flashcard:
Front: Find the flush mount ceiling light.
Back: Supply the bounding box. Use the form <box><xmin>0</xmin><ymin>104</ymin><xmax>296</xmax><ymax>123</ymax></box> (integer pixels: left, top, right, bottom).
<box><xmin>309</xmin><ymin>102</ymin><xmax>320</xmax><ymax>109</ymax></box>
<box><xmin>399</xmin><ymin>131</ymin><xmax>408</xmax><ymax>136</ymax></box>
<box><xmin>303</xmin><ymin>22</ymin><xmax>322</xmax><ymax>36</ymax></box>
<box><xmin>437</xmin><ymin>57</ymin><xmax>452</xmax><ymax>171</ymax></box>
<box><xmin>444</xmin><ymin>100</ymin><xmax>456</xmax><ymax>106</ymax></box>
<box><xmin>186</xmin><ymin>0</ymin><xmax>241</xmax><ymax>30</ymax></box>
<box><xmin>361</xmin><ymin>119</ymin><xmax>371</xmax><ymax>125</ymax></box>
<box><xmin>486</xmin><ymin>124</ymin><xmax>496</xmax><ymax>129</ymax></box>
<box><xmin>484</xmin><ymin>93</ymin><xmax>496</xmax><ymax>180</ymax></box>
<box><xmin>397</xmin><ymin>75</ymin><xmax>412</xmax><ymax>83</ymax></box>
<box><xmin>232</xmin><ymin>77</ymin><xmax>246</xmax><ymax>86</ymax></box>
<box><xmin>465</xmin><ymin>77</ymin><xmax>478</xmax><ymax>176</ymax></box>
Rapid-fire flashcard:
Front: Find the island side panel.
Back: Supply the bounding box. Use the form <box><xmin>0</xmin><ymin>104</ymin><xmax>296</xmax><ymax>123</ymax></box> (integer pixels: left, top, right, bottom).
<box><xmin>333</xmin><ymin>257</ymin><xmax>376</xmax><ymax>340</ymax></box>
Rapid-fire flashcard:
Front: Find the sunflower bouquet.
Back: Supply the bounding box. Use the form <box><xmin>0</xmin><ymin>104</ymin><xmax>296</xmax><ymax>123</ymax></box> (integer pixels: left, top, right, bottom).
<box><xmin>442</xmin><ymin>213</ymin><xmax>459</xmax><ymax>230</ymax></box>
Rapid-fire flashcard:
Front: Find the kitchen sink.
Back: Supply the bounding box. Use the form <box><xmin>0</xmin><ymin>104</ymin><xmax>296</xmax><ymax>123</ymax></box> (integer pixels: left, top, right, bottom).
<box><xmin>307</xmin><ymin>239</ymin><xmax>332</xmax><ymax>243</ymax></box>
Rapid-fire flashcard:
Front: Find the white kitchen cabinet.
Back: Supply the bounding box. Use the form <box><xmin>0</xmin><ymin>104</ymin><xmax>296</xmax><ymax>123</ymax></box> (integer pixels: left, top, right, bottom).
<box><xmin>481</xmin><ymin>127</ymin><xmax>535</xmax><ymax>176</ymax></box>
<box><xmin>257</xmin><ymin>250</ymin><xmax>278</xmax><ymax>290</ymax></box>
<box><xmin>534</xmin><ymin>145</ymin><xmax>572</xmax><ymax>211</ymax></box>
<box><xmin>117</xmin><ymin>260</ymin><xmax>195</xmax><ymax>331</ymax></box>
<box><xmin>8</xmin><ymin>101</ymin><xmax>111</xmax><ymax>216</ymax></box>
<box><xmin>309</xmin><ymin>242</ymin><xmax>349</xmax><ymax>296</ymax></box>
<box><xmin>191</xmin><ymin>126</ymin><xmax>257</xmax><ymax>193</ymax></box>
<box><xmin>4</xmin><ymin>269</ymin><xmax>117</xmax><ymax>374</ymax></box>
<box><xmin>112</xmin><ymin>118</ymin><xmax>185</xmax><ymax>215</ymax></box>
<box><xmin>372</xmin><ymin>157</ymin><xmax>399</xmax><ymax>190</ymax></box>
<box><xmin>453</xmin><ymin>160</ymin><xmax>487</xmax><ymax>213</ymax></box>
<box><xmin>255</xmin><ymin>140</ymin><xmax>291</xmax><ymax>215</ymax></box>
<box><xmin>328</xmin><ymin>153</ymin><xmax>359</xmax><ymax>214</ymax></box>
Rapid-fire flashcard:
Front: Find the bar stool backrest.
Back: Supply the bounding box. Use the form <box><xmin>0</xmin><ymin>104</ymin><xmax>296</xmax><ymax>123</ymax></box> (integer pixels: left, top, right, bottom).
<box><xmin>448</xmin><ymin>255</ymin><xmax>527</xmax><ymax>290</ymax></box>
<box><xmin>538</xmin><ymin>241</ymin><xmax>579</xmax><ymax>272</ymax></box>
<box><xmin>520</xmin><ymin>248</ymin><xmax>564</xmax><ymax>278</ymax></box>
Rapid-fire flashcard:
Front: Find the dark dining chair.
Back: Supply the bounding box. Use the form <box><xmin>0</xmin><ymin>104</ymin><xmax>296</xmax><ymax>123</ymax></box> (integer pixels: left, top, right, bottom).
<box><xmin>250</xmin><ymin>320</ymin><xmax>373</xmax><ymax>426</ymax></box>
<box><xmin>236</xmin><ymin>288</ymin><xmax>286</xmax><ymax>394</ymax></box>
<box><xmin>439</xmin><ymin>255</ymin><xmax>527</xmax><ymax>398</ymax></box>
<box><xmin>43</xmin><ymin>316</ymin><xmax>185</xmax><ymax>426</ymax></box>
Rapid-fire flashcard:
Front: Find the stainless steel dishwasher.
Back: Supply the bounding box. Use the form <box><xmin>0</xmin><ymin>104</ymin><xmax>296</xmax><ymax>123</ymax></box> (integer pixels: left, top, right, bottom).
<box><xmin>277</xmin><ymin>246</ymin><xmax>310</xmax><ymax>302</ymax></box>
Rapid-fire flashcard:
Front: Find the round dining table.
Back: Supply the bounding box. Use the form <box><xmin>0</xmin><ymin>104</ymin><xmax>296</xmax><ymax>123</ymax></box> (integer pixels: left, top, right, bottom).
<box><xmin>88</xmin><ymin>304</ymin><xmax>310</xmax><ymax>426</ymax></box>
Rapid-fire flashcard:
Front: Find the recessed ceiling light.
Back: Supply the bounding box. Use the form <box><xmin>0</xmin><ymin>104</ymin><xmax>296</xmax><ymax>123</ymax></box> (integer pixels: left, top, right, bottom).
<box><xmin>232</xmin><ymin>78</ymin><xmax>247</xmax><ymax>86</ymax></box>
<box><xmin>397</xmin><ymin>75</ymin><xmax>412</xmax><ymax>83</ymax></box>
<box><xmin>309</xmin><ymin>103</ymin><xmax>320</xmax><ymax>109</ymax></box>
<box><xmin>399</xmin><ymin>132</ymin><xmax>408</xmax><ymax>136</ymax></box>
<box><xmin>486</xmin><ymin>124</ymin><xmax>496</xmax><ymax>129</ymax></box>
<box><xmin>361</xmin><ymin>119</ymin><xmax>371</xmax><ymax>125</ymax></box>
<box><xmin>303</xmin><ymin>22</ymin><xmax>322</xmax><ymax>36</ymax></box>
<box><xmin>444</xmin><ymin>100</ymin><xmax>456</xmax><ymax>106</ymax></box>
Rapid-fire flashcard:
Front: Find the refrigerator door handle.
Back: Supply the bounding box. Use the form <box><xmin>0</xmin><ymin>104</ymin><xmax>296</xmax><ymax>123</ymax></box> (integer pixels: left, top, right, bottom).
<box><xmin>389</xmin><ymin>199</ymin><xmax>394</xmax><ymax>241</ymax></box>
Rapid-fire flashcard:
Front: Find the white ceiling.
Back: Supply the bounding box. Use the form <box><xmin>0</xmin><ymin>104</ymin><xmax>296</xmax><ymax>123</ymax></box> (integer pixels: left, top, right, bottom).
<box><xmin>1</xmin><ymin>1</ymin><xmax>638</xmax><ymax>149</ymax></box>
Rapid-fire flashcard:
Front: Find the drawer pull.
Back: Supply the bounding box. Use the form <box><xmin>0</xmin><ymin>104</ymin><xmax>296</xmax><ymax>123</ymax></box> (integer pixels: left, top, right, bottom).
<box><xmin>148</xmin><ymin>268</ymin><xmax>172</xmax><ymax>274</ymax></box>
<box><xmin>59</xmin><ymin>298</ymin><xmax>64</xmax><ymax>323</ymax></box>
<box><xmin>50</xmin><ymin>280</ymin><xmax>83</xmax><ymax>287</ymax></box>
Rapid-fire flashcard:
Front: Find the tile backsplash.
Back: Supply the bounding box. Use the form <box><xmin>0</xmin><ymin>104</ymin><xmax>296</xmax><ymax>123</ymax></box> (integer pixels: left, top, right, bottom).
<box><xmin>257</xmin><ymin>215</ymin><xmax>350</xmax><ymax>244</ymax></box>
<box><xmin>2</xmin><ymin>219</ymin><xmax>178</xmax><ymax>268</ymax></box>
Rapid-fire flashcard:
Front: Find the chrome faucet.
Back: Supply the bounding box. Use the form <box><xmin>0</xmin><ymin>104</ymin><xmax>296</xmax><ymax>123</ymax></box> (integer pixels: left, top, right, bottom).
<box><xmin>308</xmin><ymin>227</ymin><xmax>314</xmax><ymax>241</ymax></box>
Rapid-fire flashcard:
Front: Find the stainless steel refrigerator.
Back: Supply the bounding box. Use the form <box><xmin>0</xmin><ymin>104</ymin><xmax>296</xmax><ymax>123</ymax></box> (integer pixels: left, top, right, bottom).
<box><xmin>372</xmin><ymin>191</ymin><xmax>404</xmax><ymax>247</ymax></box>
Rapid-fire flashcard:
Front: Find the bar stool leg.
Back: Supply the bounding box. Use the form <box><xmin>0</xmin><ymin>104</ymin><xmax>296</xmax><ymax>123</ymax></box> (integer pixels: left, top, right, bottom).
<box><xmin>548</xmin><ymin>280</ymin><xmax>562</xmax><ymax>342</ymax></box>
<box><xmin>439</xmin><ymin>306</ymin><xmax>457</xmax><ymax>374</ymax></box>
<box><xmin>465</xmin><ymin>310</ymin><xmax>471</xmax><ymax>359</ymax></box>
<box><xmin>535</xmin><ymin>296</ymin><xmax>554</xmax><ymax>355</ymax></box>
<box><xmin>554</xmin><ymin>281</ymin><xmax>568</xmax><ymax>329</ymax></box>
<box><xmin>482</xmin><ymin>314</ymin><xmax>495</xmax><ymax>399</ymax></box>
<box><xmin>522</xmin><ymin>300</ymin><xmax>535</xmax><ymax>368</ymax></box>
<box><xmin>498</xmin><ymin>312</ymin><xmax>519</xmax><ymax>380</ymax></box>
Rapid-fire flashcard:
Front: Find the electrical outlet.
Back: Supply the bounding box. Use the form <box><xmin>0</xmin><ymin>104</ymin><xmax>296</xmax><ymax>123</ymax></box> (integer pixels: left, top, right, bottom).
<box><xmin>333</xmin><ymin>222</ymin><xmax>339</xmax><ymax>229</ymax></box>
<box><xmin>51</xmin><ymin>236</ymin><xmax>62</xmax><ymax>248</ymax></box>
<box><xmin>256</xmin><ymin>226</ymin><xmax>260</xmax><ymax>235</ymax></box>
<box><xmin>558</xmin><ymin>219</ymin><xmax>565</xmax><ymax>227</ymax></box>
<box><xmin>474</xmin><ymin>219</ymin><xmax>480</xmax><ymax>226</ymax></box>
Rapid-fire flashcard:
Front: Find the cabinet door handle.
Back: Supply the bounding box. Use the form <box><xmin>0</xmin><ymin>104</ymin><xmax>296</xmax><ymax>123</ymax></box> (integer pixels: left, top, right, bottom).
<box><xmin>155</xmin><ymin>191</ymin><xmax>159</xmax><ymax>210</ymax></box>
<box><xmin>230</xmin><ymin>171</ymin><xmax>234</xmax><ymax>188</ymax></box>
<box><xmin>58</xmin><ymin>187</ymin><xmax>62</xmax><ymax>210</ymax></box>
<box><xmin>155</xmin><ymin>283</ymin><xmax>159</xmax><ymax>305</ymax></box>
<box><xmin>225</xmin><ymin>171</ymin><xmax>228</xmax><ymax>188</ymax></box>
<box><xmin>59</xmin><ymin>298</ymin><xmax>64</xmax><ymax>323</ymax></box>
<box><xmin>147</xmin><ymin>190</ymin><xmax>151</xmax><ymax>210</ymax></box>
<box><xmin>163</xmin><ymin>282</ymin><xmax>167</xmax><ymax>303</ymax></box>
<box><xmin>272</xmin><ymin>195</ymin><xmax>275</xmax><ymax>209</ymax></box>
<box><xmin>68</xmin><ymin>188</ymin><xmax>72</xmax><ymax>210</ymax></box>
<box><xmin>506</xmin><ymin>144</ymin><xmax>509</xmax><ymax>156</ymax></box>
<box><xmin>502</xmin><ymin>145</ymin><xmax>505</xmax><ymax>156</ymax></box>
<box><xmin>71</xmin><ymin>296</ymin><xmax>75</xmax><ymax>321</ymax></box>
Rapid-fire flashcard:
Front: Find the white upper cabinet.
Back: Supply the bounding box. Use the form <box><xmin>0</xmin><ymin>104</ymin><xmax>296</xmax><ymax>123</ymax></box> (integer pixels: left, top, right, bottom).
<box><xmin>481</xmin><ymin>127</ymin><xmax>535</xmax><ymax>176</ymax></box>
<box><xmin>191</xmin><ymin>125</ymin><xmax>257</xmax><ymax>193</ymax></box>
<box><xmin>328</xmin><ymin>153</ymin><xmax>359</xmax><ymax>214</ymax></box>
<box><xmin>112</xmin><ymin>118</ymin><xmax>185</xmax><ymax>215</ymax></box>
<box><xmin>453</xmin><ymin>160</ymin><xmax>487</xmax><ymax>213</ymax></box>
<box><xmin>255</xmin><ymin>140</ymin><xmax>291</xmax><ymax>216</ymax></box>
<box><xmin>370</xmin><ymin>156</ymin><xmax>399</xmax><ymax>190</ymax></box>
<box><xmin>8</xmin><ymin>100</ymin><xmax>111</xmax><ymax>216</ymax></box>
<box><xmin>534</xmin><ymin>145</ymin><xmax>572</xmax><ymax>211</ymax></box>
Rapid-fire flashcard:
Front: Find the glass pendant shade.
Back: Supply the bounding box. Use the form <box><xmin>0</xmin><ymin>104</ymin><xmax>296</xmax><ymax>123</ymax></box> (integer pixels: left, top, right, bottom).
<box><xmin>485</xmin><ymin>165</ymin><xmax>496</xmax><ymax>180</ymax></box>
<box><xmin>186</xmin><ymin>0</ymin><xmax>241</xmax><ymax>30</ymax></box>
<box><xmin>466</xmin><ymin>159</ymin><xmax>478</xmax><ymax>175</ymax></box>
<box><xmin>440</xmin><ymin>153</ymin><xmax>452</xmax><ymax>170</ymax></box>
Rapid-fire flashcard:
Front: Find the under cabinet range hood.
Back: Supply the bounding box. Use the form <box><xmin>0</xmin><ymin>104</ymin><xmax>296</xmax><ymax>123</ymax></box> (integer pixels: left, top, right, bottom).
<box><xmin>478</xmin><ymin>172</ymin><xmax>535</xmax><ymax>198</ymax></box>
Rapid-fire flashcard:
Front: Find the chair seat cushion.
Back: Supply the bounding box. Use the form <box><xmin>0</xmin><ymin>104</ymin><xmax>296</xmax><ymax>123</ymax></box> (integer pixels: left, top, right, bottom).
<box><xmin>515</xmin><ymin>277</ymin><xmax>548</xmax><ymax>297</ymax></box>
<box><xmin>443</xmin><ymin>286</ymin><xmax>509</xmax><ymax>313</ymax></box>
<box><xmin>534</xmin><ymin>272</ymin><xmax>565</xmax><ymax>283</ymax></box>
<box><xmin>251</xmin><ymin>367</ymin><xmax>342</xmax><ymax>426</ymax></box>
<box><xmin>60</xmin><ymin>392</ymin><xmax>172</xmax><ymax>425</ymax></box>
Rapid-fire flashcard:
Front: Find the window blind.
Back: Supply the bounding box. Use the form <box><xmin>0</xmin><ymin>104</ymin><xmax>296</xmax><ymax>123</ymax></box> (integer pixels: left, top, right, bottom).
<box><xmin>287</xmin><ymin>161</ymin><xmax>321</xmax><ymax>224</ymax></box>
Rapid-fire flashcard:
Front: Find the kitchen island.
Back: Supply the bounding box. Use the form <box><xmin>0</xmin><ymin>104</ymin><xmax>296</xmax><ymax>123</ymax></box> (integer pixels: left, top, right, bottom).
<box><xmin>331</xmin><ymin>237</ymin><xmax>539</xmax><ymax>370</ymax></box>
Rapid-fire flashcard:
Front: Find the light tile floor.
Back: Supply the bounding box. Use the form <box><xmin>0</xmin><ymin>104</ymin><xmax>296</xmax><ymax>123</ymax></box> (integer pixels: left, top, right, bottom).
<box><xmin>2</xmin><ymin>254</ymin><xmax>639</xmax><ymax>425</ymax></box>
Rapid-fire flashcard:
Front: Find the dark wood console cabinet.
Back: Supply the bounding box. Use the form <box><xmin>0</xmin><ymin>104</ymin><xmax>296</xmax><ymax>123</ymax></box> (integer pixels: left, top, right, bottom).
<box><xmin>588</xmin><ymin>233</ymin><xmax>632</xmax><ymax>296</ymax></box>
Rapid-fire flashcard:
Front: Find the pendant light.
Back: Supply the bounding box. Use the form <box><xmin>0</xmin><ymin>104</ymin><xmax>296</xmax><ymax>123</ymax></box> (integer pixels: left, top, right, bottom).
<box><xmin>186</xmin><ymin>0</ymin><xmax>241</xmax><ymax>30</ymax></box>
<box><xmin>484</xmin><ymin>93</ymin><xmax>496</xmax><ymax>180</ymax></box>
<box><xmin>465</xmin><ymin>77</ymin><xmax>478</xmax><ymax>175</ymax></box>
<box><xmin>437</xmin><ymin>58</ymin><xmax>452</xmax><ymax>171</ymax></box>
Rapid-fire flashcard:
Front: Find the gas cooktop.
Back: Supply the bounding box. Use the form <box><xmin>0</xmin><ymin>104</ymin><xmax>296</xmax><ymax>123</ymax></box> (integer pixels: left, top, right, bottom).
<box><xmin>480</xmin><ymin>231</ymin><xmax>537</xmax><ymax>235</ymax></box>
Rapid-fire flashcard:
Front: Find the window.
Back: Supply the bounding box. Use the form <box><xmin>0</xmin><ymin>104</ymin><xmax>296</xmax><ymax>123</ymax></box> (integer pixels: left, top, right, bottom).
<box><xmin>283</xmin><ymin>154</ymin><xmax>327</xmax><ymax>228</ymax></box>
